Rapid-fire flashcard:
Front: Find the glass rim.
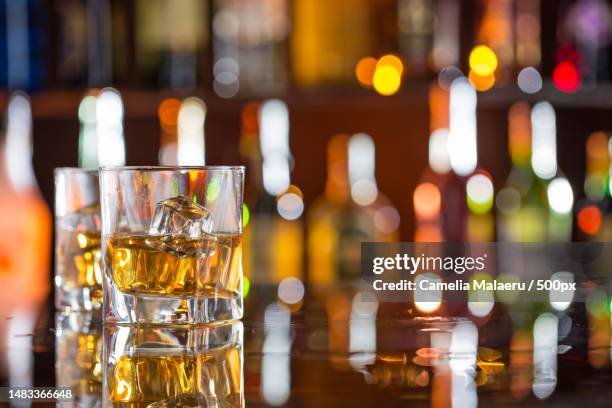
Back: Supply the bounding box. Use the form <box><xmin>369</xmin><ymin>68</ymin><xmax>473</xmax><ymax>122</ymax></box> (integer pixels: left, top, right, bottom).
<box><xmin>99</xmin><ymin>165</ymin><xmax>245</xmax><ymax>172</ymax></box>
<box><xmin>54</xmin><ymin>167</ymin><xmax>98</xmax><ymax>175</ymax></box>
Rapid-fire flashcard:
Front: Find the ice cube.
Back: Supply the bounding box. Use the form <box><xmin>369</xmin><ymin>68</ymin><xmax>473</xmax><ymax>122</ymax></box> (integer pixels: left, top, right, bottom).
<box><xmin>59</xmin><ymin>203</ymin><xmax>101</xmax><ymax>232</ymax></box>
<box><xmin>149</xmin><ymin>196</ymin><xmax>213</xmax><ymax>239</ymax></box>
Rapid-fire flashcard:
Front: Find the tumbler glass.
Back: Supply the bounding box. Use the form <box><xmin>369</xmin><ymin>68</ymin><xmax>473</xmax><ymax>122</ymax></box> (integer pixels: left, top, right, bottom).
<box><xmin>99</xmin><ymin>166</ymin><xmax>245</xmax><ymax>324</ymax></box>
<box><xmin>103</xmin><ymin>321</ymin><xmax>244</xmax><ymax>406</ymax></box>
<box><xmin>55</xmin><ymin>168</ymin><xmax>102</xmax><ymax>312</ymax></box>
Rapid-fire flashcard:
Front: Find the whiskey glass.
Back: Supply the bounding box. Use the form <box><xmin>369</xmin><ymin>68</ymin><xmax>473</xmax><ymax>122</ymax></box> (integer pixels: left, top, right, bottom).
<box><xmin>55</xmin><ymin>168</ymin><xmax>102</xmax><ymax>312</ymax></box>
<box><xmin>102</xmin><ymin>321</ymin><xmax>244</xmax><ymax>406</ymax></box>
<box><xmin>99</xmin><ymin>166</ymin><xmax>245</xmax><ymax>324</ymax></box>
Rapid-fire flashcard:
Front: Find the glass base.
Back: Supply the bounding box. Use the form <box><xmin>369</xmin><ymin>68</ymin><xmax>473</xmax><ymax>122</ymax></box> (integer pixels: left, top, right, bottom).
<box><xmin>55</xmin><ymin>286</ymin><xmax>103</xmax><ymax>313</ymax></box>
<box><xmin>104</xmin><ymin>285</ymin><xmax>243</xmax><ymax>325</ymax></box>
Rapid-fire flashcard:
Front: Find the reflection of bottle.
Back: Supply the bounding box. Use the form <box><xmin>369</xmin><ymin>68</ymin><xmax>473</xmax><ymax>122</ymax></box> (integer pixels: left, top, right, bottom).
<box><xmin>55</xmin><ymin>312</ymin><xmax>102</xmax><ymax>407</ymax></box>
<box><xmin>241</xmin><ymin>101</ymin><xmax>303</xmax><ymax>291</ymax></box>
<box><xmin>0</xmin><ymin>93</ymin><xmax>52</xmax><ymax>314</ymax></box>
<box><xmin>103</xmin><ymin>322</ymin><xmax>244</xmax><ymax>406</ymax></box>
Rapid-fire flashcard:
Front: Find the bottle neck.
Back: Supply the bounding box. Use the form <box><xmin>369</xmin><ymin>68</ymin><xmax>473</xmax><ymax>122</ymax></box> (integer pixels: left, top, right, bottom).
<box><xmin>3</xmin><ymin>117</ymin><xmax>37</xmax><ymax>193</ymax></box>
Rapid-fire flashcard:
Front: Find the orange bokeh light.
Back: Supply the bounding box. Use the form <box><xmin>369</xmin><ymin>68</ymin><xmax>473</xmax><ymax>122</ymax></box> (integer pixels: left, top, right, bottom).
<box><xmin>469</xmin><ymin>70</ymin><xmax>495</xmax><ymax>91</ymax></box>
<box><xmin>377</xmin><ymin>54</ymin><xmax>404</xmax><ymax>76</ymax></box>
<box><xmin>413</xmin><ymin>182</ymin><xmax>441</xmax><ymax>220</ymax></box>
<box><xmin>355</xmin><ymin>57</ymin><xmax>377</xmax><ymax>87</ymax></box>
<box><xmin>158</xmin><ymin>98</ymin><xmax>181</xmax><ymax>131</ymax></box>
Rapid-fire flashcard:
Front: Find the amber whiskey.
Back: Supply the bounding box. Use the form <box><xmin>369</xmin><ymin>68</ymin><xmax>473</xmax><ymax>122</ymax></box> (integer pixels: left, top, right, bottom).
<box><xmin>56</xmin><ymin>229</ymin><xmax>103</xmax><ymax>304</ymax></box>
<box><xmin>106</xmin><ymin>233</ymin><xmax>242</xmax><ymax>299</ymax></box>
<box><xmin>107</xmin><ymin>345</ymin><xmax>242</xmax><ymax>406</ymax></box>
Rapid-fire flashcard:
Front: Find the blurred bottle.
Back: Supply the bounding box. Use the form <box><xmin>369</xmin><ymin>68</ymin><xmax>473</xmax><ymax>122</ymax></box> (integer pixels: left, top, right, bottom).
<box><xmin>431</xmin><ymin>0</ymin><xmax>460</xmax><ymax>72</ymax></box>
<box><xmin>0</xmin><ymin>0</ymin><xmax>44</xmax><ymax>90</ymax></box>
<box><xmin>240</xmin><ymin>100</ymin><xmax>304</xmax><ymax>299</ymax></box>
<box><xmin>53</xmin><ymin>0</ymin><xmax>132</xmax><ymax>86</ymax></box>
<box><xmin>443</xmin><ymin>77</ymin><xmax>477</xmax><ymax>241</ymax></box>
<box><xmin>307</xmin><ymin>133</ymin><xmax>399</xmax><ymax>287</ymax></box>
<box><xmin>78</xmin><ymin>88</ymin><xmax>126</xmax><ymax>169</ymax></box>
<box><xmin>475</xmin><ymin>0</ymin><xmax>515</xmax><ymax>83</ymax></box>
<box><xmin>575</xmin><ymin>132</ymin><xmax>612</xmax><ymax>241</ymax></box>
<box><xmin>52</xmin><ymin>0</ymin><xmax>88</xmax><ymax>85</ymax></box>
<box><xmin>0</xmin><ymin>93</ymin><xmax>52</xmax><ymax>315</ymax></box>
<box><xmin>212</xmin><ymin>0</ymin><xmax>289</xmax><ymax>97</ymax></box>
<box><xmin>496</xmin><ymin>102</ymin><xmax>573</xmax><ymax>242</ymax></box>
<box><xmin>397</xmin><ymin>0</ymin><xmax>435</xmax><ymax>78</ymax></box>
<box><xmin>292</xmin><ymin>0</ymin><xmax>374</xmax><ymax>87</ymax></box>
<box><xmin>414</xmin><ymin>84</ymin><xmax>452</xmax><ymax>241</ymax></box>
<box><xmin>135</xmin><ymin>0</ymin><xmax>209</xmax><ymax>89</ymax></box>
<box><xmin>87</xmin><ymin>0</ymin><xmax>113</xmax><ymax>87</ymax></box>
<box><xmin>515</xmin><ymin>0</ymin><xmax>541</xmax><ymax>68</ymax></box>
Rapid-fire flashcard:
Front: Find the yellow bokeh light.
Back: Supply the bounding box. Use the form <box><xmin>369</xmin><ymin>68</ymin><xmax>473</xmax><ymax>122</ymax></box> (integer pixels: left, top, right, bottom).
<box><xmin>469</xmin><ymin>45</ymin><xmax>498</xmax><ymax>77</ymax></box>
<box><xmin>373</xmin><ymin>66</ymin><xmax>401</xmax><ymax>96</ymax></box>
<box><xmin>377</xmin><ymin>54</ymin><xmax>404</xmax><ymax>76</ymax></box>
<box><xmin>355</xmin><ymin>57</ymin><xmax>377</xmax><ymax>87</ymax></box>
<box><xmin>469</xmin><ymin>70</ymin><xmax>495</xmax><ymax>92</ymax></box>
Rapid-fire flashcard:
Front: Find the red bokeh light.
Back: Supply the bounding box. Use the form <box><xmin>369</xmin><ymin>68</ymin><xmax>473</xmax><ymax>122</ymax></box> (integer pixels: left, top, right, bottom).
<box><xmin>553</xmin><ymin>61</ymin><xmax>581</xmax><ymax>92</ymax></box>
<box><xmin>577</xmin><ymin>205</ymin><xmax>602</xmax><ymax>235</ymax></box>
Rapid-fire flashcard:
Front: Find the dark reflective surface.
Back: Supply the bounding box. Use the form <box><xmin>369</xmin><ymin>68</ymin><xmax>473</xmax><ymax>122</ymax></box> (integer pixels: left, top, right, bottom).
<box><xmin>1</xmin><ymin>289</ymin><xmax>612</xmax><ymax>407</ymax></box>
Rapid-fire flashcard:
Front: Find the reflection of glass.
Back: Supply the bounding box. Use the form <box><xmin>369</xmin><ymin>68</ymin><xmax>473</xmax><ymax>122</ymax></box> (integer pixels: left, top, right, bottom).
<box><xmin>55</xmin><ymin>168</ymin><xmax>102</xmax><ymax>312</ymax></box>
<box><xmin>55</xmin><ymin>312</ymin><xmax>103</xmax><ymax>407</ymax></box>
<box><xmin>103</xmin><ymin>322</ymin><xmax>244</xmax><ymax>406</ymax></box>
<box><xmin>100</xmin><ymin>166</ymin><xmax>245</xmax><ymax>325</ymax></box>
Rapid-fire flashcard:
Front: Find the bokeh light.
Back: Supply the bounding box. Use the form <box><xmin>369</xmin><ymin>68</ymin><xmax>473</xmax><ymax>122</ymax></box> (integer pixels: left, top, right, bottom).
<box><xmin>496</xmin><ymin>187</ymin><xmax>521</xmax><ymax>215</ymax></box>
<box><xmin>531</xmin><ymin>102</ymin><xmax>557</xmax><ymax>180</ymax></box>
<box><xmin>549</xmin><ymin>271</ymin><xmax>574</xmax><ymax>312</ymax></box>
<box><xmin>466</xmin><ymin>173</ymin><xmax>494</xmax><ymax>214</ymax></box>
<box><xmin>158</xmin><ymin>98</ymin><xmax>181</xmax><ymax>132</ymax></box>
<box><xmin>413</xmin><ymin>182</ymin><xmax>441</xmax><ymax>220</ymax></box>
<box><xmin>277</xmin><ymin>191</ymin><xmax>304</xmax><ymax>220</ymax></box>
<box><xmin>373</xmin><ymin>65</ymin><xmax>401</xmax><ymax>96</ymax></box>
<box><xmin>377</xmin><ymin>54</ymin><xmax>404</xmax><ymax>76</ymax></box>
<box><xmin>517</xmin><ymin>67</ymin><xmax>542</xmax><ymax>94</ymax></box>
<box><xmin>469</xmin><ymin>45</ymin><xmax>498</xmax><ymax>77</ymax></box>
<box><xmin>242</xmin><ymin>203</ymin><xmax>250</xmax><ymax>227</ymax></box>
<box><xmin>278</xmin><ymin>277</ymin><xmax>305</xmax><ymax>305</ymax></box>
<box><xmin>553</xmin><ymin>61</ymin><xmax>580</xmax><ymax>92</ymax></box>
<box><xmin>429</xmin><ymin>129</ymin><xmax>451</xmax><ymax>174</ymax></box>
<box><xmin>437</xmin><ymin>66</ymin><xmax>463</xmax><ymax>91</ymax></box>
<box><xmin>243</xmin><ymin>276</ymin><xmax>250</xmax><ymax>298</ymax></box>
<box><xmin>547</xmin><ymin>177</ymin><xmax>574</xmax><ymax>214</ymax></box>
<box><xmin>355</xmin><ymin>57</ymin><xmax>377</xmax><ymax>87</ymax></box>
<box><xmin>468</xmin><ymin>70</ymin><xmax>495</xmax><ymax>92</ymax></box>
<box><xmin>373</xmin><ymin>206</ymin><xmax>400</xmax><ymax>234</ymax></box>
<box><xmin>577</xmin><ymin>205</ymin><xmax>602</xmax><ymax>235</ymax></box>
